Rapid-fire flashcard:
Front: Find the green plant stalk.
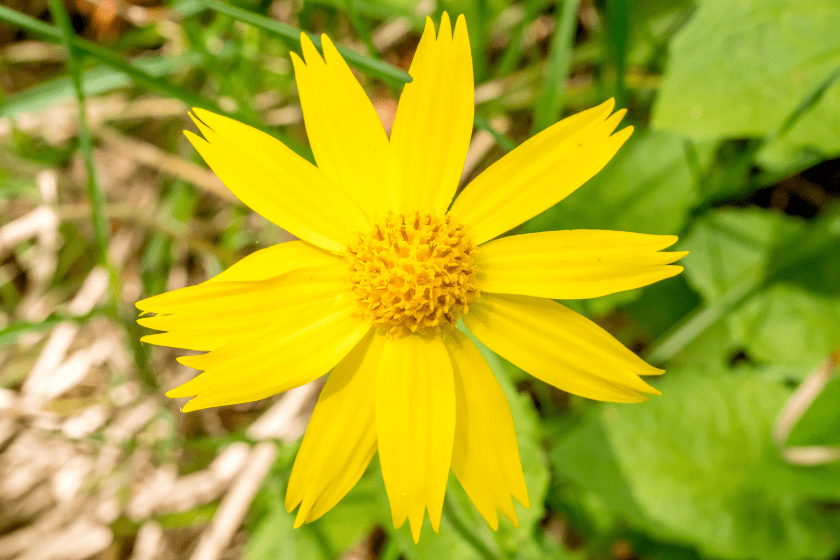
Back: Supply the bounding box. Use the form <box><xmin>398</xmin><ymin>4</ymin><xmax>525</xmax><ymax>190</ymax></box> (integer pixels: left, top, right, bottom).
<box><xmin>0</xmin><ymin>5</ymin><xmax>217</xmax><ymax>112</ymax></box>
<box><xmin>474</xmin><ymin>115</ymin><xmax>517</xmax><ymax>153</ymax></box>
<box><xmin>0</xmin><ymin>5</ymin><xmax>517</xmax><ymax>162</ymax></box>
<box><xmin>468</xmin><ymin>0</ymin><xmax>489</xmax><ymax>83</ymax></box>
<box><xmin>192</xmin><ymin>0</ymin><xmax>517</xmax><ymax>148</ymax></box>
<box><xmin>442</xmin><ymin>495</ymin><xmax>501</xmax><ymax>560</ymax></box>
<box><xmin>494</xmin><ymin>0</ymin><xmax>548</xmax><ymax>78</ymax></box>
<box><xmin>45</xmin><ymin>0</ymin><xmax>120</xmax><ymax>313</ymax></box>
<box><xmin>604</xmin><ymin>0</ymin><xmax>629</xmax><ymax>108</ymax></box>
<box><xmin>532</xmin><ymin>0</ymin><xmax>580</xmax><ymax>134</ymax></box>
<box><xmin>193</xmin><ymin>0</ymin><xmax>408</xmax><ymax>85</ymax></box>
<box><xmin>343</xmin><ymin>0</ymin><xmax>380</xmax><ymax>59</ymax></box>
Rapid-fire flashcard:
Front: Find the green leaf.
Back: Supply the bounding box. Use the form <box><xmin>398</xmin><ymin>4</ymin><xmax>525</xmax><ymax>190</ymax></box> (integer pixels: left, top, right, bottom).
<box><xmin>652</xmin><ymin>0</ymin><xmax>840</xmax><ymax>168</ymax></box>
<box><xmin>758</xmin><ymin>79</ymin><xmax>840</xmax><ymax>171</ymax></box>
<box><xmin>732</xmin><ymin>285</ymin><xmax>840</xmax><ymax>367</ymax></box>
<box><xmin>681</xmin><ymin>208</ymin><xmax>802</xmax><ymax>301</ymax></box>
<box><xmin>788</xmin><ymin>373</ymin><xmax>840</xmax><ymax>447</ymax></box>
<box><xmin>551</xmin><ymin>369</ymin><xmax>840</xmax><ymax>560</ymax></box>
<box><xmin>675</xmin><ymin>207</ymin><xmax>840</xmax><ymax>367</ymax></box>
<box><xmin>522</xmin><ymin>130</ymin><xmax>707</xmax><ymax>237</ymax></box>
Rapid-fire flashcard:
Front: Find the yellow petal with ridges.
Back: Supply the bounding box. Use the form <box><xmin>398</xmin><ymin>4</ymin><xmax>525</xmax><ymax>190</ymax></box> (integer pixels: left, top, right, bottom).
<box><xmin>209</xmin><ymin>240</ymin><xmax>343</xmax><ymax>283</ymax></box>
<box><xmin>476</xmin><ymin>230</ymin><xmax>687</xmax><ymax>299</ymax></box>
<box><xmin>291</xmin><ymin>34</ymin><xmax>390</xmax><ymax>217</ymax></box>
<box><xmin>167</xmin><ymin>297</ymin><xmax>370</xmax><ymax>411</ymax></box>
<box><xmin>136</xmin><ymin>253</ymin><xmax>347</xmax><ymax>352</ymax></box>
<box><xmin>375</xmin><ymin>334</ymin><xmax>455</xmax><ymax>542</ymax></box>
<box><xmin>139</xmin><ymin>274</ymin><xmax>344</xmax><ymax>352</ymax></box>
<box><xmin>286</xmin><ymin>331</ymin><xmax>383</xmax><ymax>526</ymax></box>
<box><xmin>446</xmin><ymin>330</ymin><xmax>529</xmax><ymax>530</ymax></box>
<box><xmin>449</xmin><ymin>100</ymin><xmax>633</xmax><ymax>245</ymax></box>
<box><xmin>187</xmin><ymin>110</ymin><xmax>368</xmax><ymax>251</ymax></box>
<box><xmin>390</xmin><ymin>13</ymin><xmax>474</xmax><ymax>214</ymax></box>
<box><xmin>463</xmin><ymin>293</ymin><xmax>662</xmax><ymax>403</ymax></box>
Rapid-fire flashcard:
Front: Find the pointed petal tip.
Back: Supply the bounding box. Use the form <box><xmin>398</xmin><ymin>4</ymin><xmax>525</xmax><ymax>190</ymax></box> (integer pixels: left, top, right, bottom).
<box><xmin>289</xmin><ymin>50</ymin><xmax>304</xmax><ymax>68</ymax></box>
<box><xmin>180</xmin><ymin>397</ymin><xmax>204</xmax><ymax>413</ymax></box>
<box><xmin>409</xmin><ymin>519</ymin><xmax>422</xmax><ymax>543</ymax></box>
<box><xmin>284</xmin><ymin>495</ymin><xmax>297</xmax><ymax>513</ymax></box>
<box><xmin>183</xmin><ymin>129</ymin><xmax>206</xmax><ymax>149</ymax></box>
<box><xmin>293</xmin><ymin>510</ymin><xmax>307</xmax><ymax>529</ymax></box>
<box><xmin>165</xmin><ymin>385</ymin><xmax>193</xmax><ymax>399</ymax></box>
<box><xmin>176</xmin><ymin>354</ymin><xmax>204</xmax><ymax>370</ymax></box>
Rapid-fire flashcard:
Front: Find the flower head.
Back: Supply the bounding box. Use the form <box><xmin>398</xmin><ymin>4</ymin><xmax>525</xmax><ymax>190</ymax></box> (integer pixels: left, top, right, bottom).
<box><xmin>137</xmin><ymin>13</ymin><xmax>686</xmax><ymax>542</ymax></box>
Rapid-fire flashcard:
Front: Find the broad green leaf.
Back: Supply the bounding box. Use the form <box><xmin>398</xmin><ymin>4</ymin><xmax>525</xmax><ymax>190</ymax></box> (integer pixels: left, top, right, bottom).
<box><xmin>758</xmin><ymin>81</ymin><xmax>840</xmax><ymax>171</ymax></box>
<box><xmin>788</xmin><ymin>373</ymin><xmax>840</xmax><ymax>447</ymax></box>
<box><xmin>681</xmin><ymin>208</ymin><xmax>802</xmax><ymax>301</ymax></box>
<box><xmin>678</xmin><ymin>207</ymin><xmax>840</xmax><ymax>367</ymax></box>
<box><xmin>552</xmin><ymin>370</ymin><xmax>840</xmax><ymax>560</ymax></box>
<box><xmin>652</xmin><ymin>0</ymin><xmax>840</xmax><ymax>169</ymax></box>
<box><xmin>733</xmin><ymin>284</ymin><xmax>840</xmax><ymax>367</ymax></box>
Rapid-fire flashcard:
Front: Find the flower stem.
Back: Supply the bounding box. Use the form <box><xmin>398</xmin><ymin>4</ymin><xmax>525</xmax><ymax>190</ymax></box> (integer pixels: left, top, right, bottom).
<box><xmin>442</xmin><ymin>495</ymin><xmax>500</xmax><ymax>560</ymax></box>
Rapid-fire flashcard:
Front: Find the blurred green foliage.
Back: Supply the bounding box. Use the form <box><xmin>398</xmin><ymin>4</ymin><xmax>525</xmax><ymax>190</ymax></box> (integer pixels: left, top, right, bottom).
<box><xmin>2</xmin><ymin>0</ymin><xmax>840</xmax><ymax>558</ymax></box>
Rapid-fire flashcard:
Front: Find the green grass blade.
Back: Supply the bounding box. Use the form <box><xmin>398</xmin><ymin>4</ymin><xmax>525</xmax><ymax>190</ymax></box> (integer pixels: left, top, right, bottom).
<box><xmin>531</xmin><ymin>0</ymin><xmax>580</xmax><ymax>134</ymax></box>
<box><xmin>466</xmin><ymin>0</ymin><xmax>489</xmax><ymax>83</ymax></box>
<box><xmin>474</xmin><ymin>115</ymin><xmax>517</xmax><ymax>152</ymax></box>
<box><xmin>494</xmin><ymin>0</ymin><xmax>547</xmax><ymax>78</ymax></box>
<box><xmin>604</xmin><ymin>0</ymin><xmax>629</xmax><ymax>107</ymax></box>
<box><xmin>343</xmin><ymin>0</ymin><xmax>380</xmax><ymax>59</ymax></box>
<box><xmin>46</xmin><ymin>0</ymin><xmax>119</xmax><ymax>310</ymax></box>
<box><xmin>192</xmin><ymin>0</ymin><xmax>411</xmax><ymax>85</ymax></box>
<box><xmin>774</xmin><ymin>65</ymin><xmax>840</xmax><ymax>140</ymax></box>
<box><xmin>0</xmin><ymin>56</ymin><xmax>186</xmax><ymax>118</ymax></box>
<box><xmin>0</xmin><ymin>6</ymin><xmax>313</xmax><ymax>159</ymax></box>
<box><xmin>0</xmin><ymin>6</ymin><xmax>217</xmax><ymax>112</ymax></box>
<box><xmin>646</xmin><ymin>279</ymin><xmax>759</xmax><ymax>363</ymax></box>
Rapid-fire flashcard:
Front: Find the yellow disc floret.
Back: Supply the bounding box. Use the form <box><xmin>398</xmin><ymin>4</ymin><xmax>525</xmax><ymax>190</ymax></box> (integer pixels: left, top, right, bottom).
<box><xmin>347</xmin><ymin>211</ymin><xmax>479</xmax><ymax>337</ymax></box>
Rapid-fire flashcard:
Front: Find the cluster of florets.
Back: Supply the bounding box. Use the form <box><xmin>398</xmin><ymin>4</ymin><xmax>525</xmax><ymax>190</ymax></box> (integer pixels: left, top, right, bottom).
<box><xmin>346</xmin><ymin>211</ymin><xmax>479</xmax><ymax>337</ymax></box>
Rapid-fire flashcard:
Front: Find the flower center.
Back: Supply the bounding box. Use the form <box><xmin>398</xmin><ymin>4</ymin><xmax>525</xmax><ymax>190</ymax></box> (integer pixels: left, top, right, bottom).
<box><xmin>347</xmin><ymin>211</ymin><xmax>479</xmax><ymax>337</ymax></box>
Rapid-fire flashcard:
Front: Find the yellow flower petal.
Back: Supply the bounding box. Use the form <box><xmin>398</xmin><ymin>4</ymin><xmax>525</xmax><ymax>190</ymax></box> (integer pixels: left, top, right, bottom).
<box><xmin>168</xmin><ymin>297</ymin><xmax>370</xmax><ymax>411</ymax></box>
<box><xmin>390</xmin><ymin>13</ymin><xmax>474</xmax><ymax>215</ymax></box>
<box><xmin>286</xmin><ymin>331</ymin><xmax>383</xmax><ymax>526</ymax></box>
<box><xmin>476</xmin><ymin>230</ymin><xmax>687</xmax><ymax>299</ymax></box>
<box><xmin>209</xmin><ymin>240</ymin><xmax>343</xmax><ymax>283</ymax></box>
<box><xmin>291</xmin><ymin>34</ymin><xmax>390</xmax><ymax>217</ymax></box>
<box><xmin>137</xmin><ymin>252</ymin><xmax>347</xmax><ymax>352</ymax></box>
<box><xmin>446</xmin><ymin>330</ymin><xmax>529</xmax><ymax>530</ymax></box>
<box><xmin>448</xmin><ymin>100</ymin><xmax>633</xmax><ymax>245</ymax></box>
<box><xmin>187</xmin><ymin>109</ymin><xmax>368</xmax><ymax>251</ymax></box>
<box><xmin>463</xmin><ymin>293</ymin><xmax>662</xmax><ymax>403</ymax></box>
<box><xmin>375</xmin><ymin>334</ymin><xmax>455</xmax><ymax>542</ymax></box>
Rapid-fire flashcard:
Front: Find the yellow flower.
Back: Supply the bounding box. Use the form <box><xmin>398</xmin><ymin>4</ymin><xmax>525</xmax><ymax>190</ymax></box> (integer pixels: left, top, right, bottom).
<box><xmin>137</xmin><ymin>13</ymin><xmax>686</xmax><ymax>542</ymax></box>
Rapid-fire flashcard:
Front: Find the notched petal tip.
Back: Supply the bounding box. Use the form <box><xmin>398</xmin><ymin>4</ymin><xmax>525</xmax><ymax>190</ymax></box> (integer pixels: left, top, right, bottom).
<box><xmin>300</xmin><ymin>33</ymin><xmax>323</xmax><ymax>66</ymax></box>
